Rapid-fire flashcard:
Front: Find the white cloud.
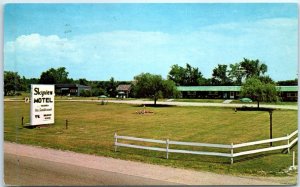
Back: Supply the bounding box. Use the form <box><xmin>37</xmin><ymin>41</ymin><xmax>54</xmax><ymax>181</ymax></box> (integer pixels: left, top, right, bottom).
<box><xmin>4</xmin><ymin>18</ymin><xmax>298</xmax><ymax>81</ymax></box>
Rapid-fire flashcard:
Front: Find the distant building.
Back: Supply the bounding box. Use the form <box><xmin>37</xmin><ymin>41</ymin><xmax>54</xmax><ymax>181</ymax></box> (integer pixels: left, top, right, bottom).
<box><xmin>116</xmin><ymin>84</ymin><xmax>131</xmax><ymax>98</ymax></box>
<box><xmin>55</xmin><ymin>84</ymin><xmax>91</xmax><ymax>96</ymax></box>
<box><xmin>177</xmin><ymin>86</ymin><xmax>298</xmax><ymax>101</ymax></box>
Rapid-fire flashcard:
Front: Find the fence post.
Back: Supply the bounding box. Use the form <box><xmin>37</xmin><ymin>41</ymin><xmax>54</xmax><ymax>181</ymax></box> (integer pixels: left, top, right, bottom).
<box><xmin>21</xmin><ymin>116</ymin><xmax>24</xmax><ymax>127</ymax></box>
<box><xmin>114</xmin><ymin>132</ymin><xmax>118</xmax><ymax>152</ymax></box>
<box><xmin>287</xmin><ymin>134</ymin><xmax>290</xmax><ymax>154</ymax></box>
<box><xmin>231</xmin><ymin>143</ymin><xmax>234</xmax><ymax>164</ymax></box>
<box><xmin>292</xmin><ymin>151</ymin><xmax>295</xmax><ymax>169</ymax></box>
<box><xmin>65</xmin><ymin>119</ymin><xmax>68</xmax><ymax>129</ymax></box>
<box><xmin>166</xmin><ymin>139</ymin><xmax>169</xmax><ymax>159</ymax></box>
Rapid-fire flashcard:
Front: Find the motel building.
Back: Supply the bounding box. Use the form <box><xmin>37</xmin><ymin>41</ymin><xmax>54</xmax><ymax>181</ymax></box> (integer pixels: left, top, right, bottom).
<box><xmin>177</xmin><ymin>86</ymin><xmax>298</xmax><ymax>101</ymax></box>
<box><xmin>116</xmin><ymin>84</ymin><xmax>132</xmax><ymax>98</ymax></box>
<box><xmin>55</xmin><ymin>84</ymin><xmax>91</xmax><ymax>96</ymax></box>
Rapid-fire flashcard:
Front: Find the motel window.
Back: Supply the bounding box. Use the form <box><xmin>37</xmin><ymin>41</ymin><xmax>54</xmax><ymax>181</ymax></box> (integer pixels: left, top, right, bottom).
<box><xmin>209</xmin><ymin>91</ymin><xmax>218</xmax><ymax>95</ymax></box>
<box><xmin>287</xmin><ymin>92</ymin><xmax>297</xmax><ymax>97</ymax></box>
<box><xmin>70</xmin><ymin>89</ymin><xmax>77</xmax><ymax>93</ymax></box>
<box><xmin>187</xmin><ymin>91</ymin><xmax>196</xmax><ymax>96</ymax></box>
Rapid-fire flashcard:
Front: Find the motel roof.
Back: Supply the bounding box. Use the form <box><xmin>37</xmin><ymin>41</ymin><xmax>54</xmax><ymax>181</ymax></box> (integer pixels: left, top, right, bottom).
<box><xmin>55</xmin><ymin>84</ymin><xmax>91</xmax><ymax>89</ymax></box>
<box><xmin>116</xmin><ymin>84</ymin><xmax>131</xmax><ymax>91</ymax></box>
<box><xmin>177</xmin><ymin>86</ymin><xmax>298</xmax><ymax>92</ymax></box>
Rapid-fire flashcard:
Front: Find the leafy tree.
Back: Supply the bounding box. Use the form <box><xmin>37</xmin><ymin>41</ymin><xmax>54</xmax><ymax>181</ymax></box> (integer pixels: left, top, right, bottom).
<box><xmin>167</xmin><ymin>64</ymin><xmax>185</xmax><ymax>86</ymax></box>
<box><xmin>212</xmin><ymin>64</ymin><xmax>232</xmax><ymax>85</ymax></box>
<box><xmin>98</xmin><ymin>88</ymin><xmax>107</xmax><ymax>96</ymax></box>
<box><xmin>277</xmin><ymin>79</ymin><xmax>298</xmax><ymax>86</ymax></box>
<box><xmin>133</xmin><ymin>73</ymin><xmax>178</xmax><ymax>105</ymax></box>
<box><xmin>4</xmin><ymin>71</ymin><xmax>22</xmax><ymax>96</ymax></box>
<box><xmin>107</xmin><ymin>77</ymin><xmax>117</xmax><ymax>97</ymax></box>
<box><xmin>80</xmin><ymin>89</ymin><xmax>92</xmax><ymax>97</ymax></box>
<box><xmin>228</xmin><ymin>63</ymin><xmax>244</xmax><ymax>85</ymax></box>
<box><xmin>39</xmin><ymin>67</ymin><xmax>71</xmax><ymax>84</ymax></box>
<box><xmin>258</xmin><ymin>75</ymin><xmax>275</xmax><ymax>84</ymax></box>
<box><xmin>24</xmin><ymin>78</ymin><xmax>39</xmax><ymax>92</ymax></box>
<box><xmin>78</xmin><ymin>78</ymin><xmax>89</xmax><ymax>86</ymax></box>
<box><xmin>168</xmin><ymin>63</ymin><xmax>205</xmax><ymax>86</ymax></box>
<box><xmin>19</xmin><ymin>76</ymin><xmax>28</xmax><ymax>92</ymax></box>
<box><xmin>55</xmin><ymin>67</ymin><xmax>70</xmax><ymax>83</ymax></box>
<box><xmin>240</xmin><ymin>76</ymin><xmax>278</xmax><ymax>108</ymax></box>
<box><xmin>240</xmin><ymin>58</ymin><xmax>267</xmax><ymax>79</ymax></box>
<box><xmin>39</xmin><ymin>70</ymin><xmax>56</xmax><ymax>84</ymax></box>
<box><xmin>185</xmin><ymin>63</ymin><xmax>203</xmax><ymax>86</ymax></box>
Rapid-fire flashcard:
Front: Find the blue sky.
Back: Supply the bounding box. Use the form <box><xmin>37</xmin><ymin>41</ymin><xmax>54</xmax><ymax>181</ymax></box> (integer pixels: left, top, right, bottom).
<box><xmin>4</xmin><ymin>3</ymin><xmax>298</xmax><ymax>81</ymax></box>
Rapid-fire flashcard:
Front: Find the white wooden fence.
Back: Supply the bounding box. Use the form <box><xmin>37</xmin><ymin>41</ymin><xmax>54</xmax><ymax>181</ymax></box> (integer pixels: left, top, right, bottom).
<box><xmin>114</xmin><ymin>130</ymin><xmax>298</xmax><ymax>164</ymax></box>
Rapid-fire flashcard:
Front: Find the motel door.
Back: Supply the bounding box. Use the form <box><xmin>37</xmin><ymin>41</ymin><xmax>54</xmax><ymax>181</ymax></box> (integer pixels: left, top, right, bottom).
<box><xmin>230</xmin><ymin>92</ymin><xmax>235</xmax><ymax>99</ymax></box>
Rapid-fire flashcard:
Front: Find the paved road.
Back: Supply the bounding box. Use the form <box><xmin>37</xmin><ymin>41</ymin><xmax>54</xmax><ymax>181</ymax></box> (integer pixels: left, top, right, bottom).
<box><xmin>4</xmin><ymin>153</ymin><xmax>176</xmax><ymax>186</ymax></box>
<box><xmin>4</xmin><ymin>98</ymin><xmax>297</xmax><ymax>110</ymax></box>
<box><xmin>107</xmin><ymin>100</ymin><xmax>298</xmax><ymax>110</ymax></box>
<box><xmin>4</xmin><ymin>142</ymin><xmax>293</xmax><ymax>186</ymax></box>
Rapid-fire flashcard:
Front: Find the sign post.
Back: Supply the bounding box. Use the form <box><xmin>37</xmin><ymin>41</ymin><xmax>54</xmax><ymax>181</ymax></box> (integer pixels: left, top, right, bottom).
<box><xmin>30</xmin><ymin>84</ymin><xmax>55</xmax><ymax>126</ymax></box>
<box><xmin>269</xmin><ymin>110</ymin><xmax>273</xmax><ymax>147</ymax></box>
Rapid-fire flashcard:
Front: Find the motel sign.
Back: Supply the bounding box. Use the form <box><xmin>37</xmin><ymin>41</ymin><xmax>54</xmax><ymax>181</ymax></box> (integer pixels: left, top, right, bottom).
<box><xmin>30</xmin><ymin>84</ymin><xmax>55</xmax><ymax>126</ymax></box>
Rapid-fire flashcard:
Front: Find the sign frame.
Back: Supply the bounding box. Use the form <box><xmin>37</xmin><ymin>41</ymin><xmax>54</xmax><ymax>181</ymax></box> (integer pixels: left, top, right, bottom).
<box><xmin>30</xmin><ymin>84</ymin><xmax>55</xmax><ymax>126</ymax></box>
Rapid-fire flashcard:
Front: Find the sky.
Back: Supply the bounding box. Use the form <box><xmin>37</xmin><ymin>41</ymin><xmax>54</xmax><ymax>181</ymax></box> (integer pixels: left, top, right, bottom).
<box><xmin>4</xmin><ymin>3</ymin><xmax>298</xmax><ymax>81</ymax></box>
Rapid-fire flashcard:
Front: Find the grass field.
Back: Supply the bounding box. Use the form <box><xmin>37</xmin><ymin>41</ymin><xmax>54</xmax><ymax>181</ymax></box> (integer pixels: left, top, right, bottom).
<box><xmin>4</xmin><ymin>100</ymin><xmax>298</xmax><ymax>177</ymax></box>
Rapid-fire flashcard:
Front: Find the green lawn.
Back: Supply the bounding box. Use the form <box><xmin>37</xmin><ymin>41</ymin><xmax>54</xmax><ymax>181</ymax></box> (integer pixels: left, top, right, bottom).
<box><xmin>4</xmin><ymin>101</ymin><xmax>298</xmax><ymax>177</ymax></box>
<box><xmin>230</xmin><ymin>100</ymin><xmax>298</xmax><ymax>106</ymax></box>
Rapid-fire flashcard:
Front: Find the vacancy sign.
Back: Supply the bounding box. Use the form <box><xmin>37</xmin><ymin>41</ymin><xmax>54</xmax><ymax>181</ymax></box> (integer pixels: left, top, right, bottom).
<box><xmin>30</xmin><ymin>84</ymin><xmax>55</xmax><ymax>126</ymax></box>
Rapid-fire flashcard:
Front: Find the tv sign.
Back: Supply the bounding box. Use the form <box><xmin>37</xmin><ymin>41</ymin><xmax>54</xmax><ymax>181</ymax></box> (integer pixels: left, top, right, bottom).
<box><xmin>30</xmin><ymin>84</ymin><xmax>55</xmax><ymax>126</ymax></box>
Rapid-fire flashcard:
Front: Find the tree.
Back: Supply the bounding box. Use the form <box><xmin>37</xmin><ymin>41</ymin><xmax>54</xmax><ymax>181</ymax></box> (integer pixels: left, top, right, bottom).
<box><xmin>24</xmin><ymin>78</ymin><xmax>39</xmax><ymax>92</ymax></box>
<box><xmin>133</xmin><ymin>73</ymin><xmax>178</xmax><ymax>105</ymax></box>
<box><xmin>39</xmin><ymin>70</ymin><xmax>56</xmax><ymax>84</ymax></box>
<box><xmin>4</xmin><ymin>71</ymin><xmax>22</xmax><ymax>96</ymax></box>
<box><xmin>258</xmin><ymin>75</ymin><xmax>275</xmax><ymax>84</ymax></box>
<box><xmin>80</xmin><ymin>89</ymin><xmax>92</xmax><ymax>97</ymax></box>
<box><xmin>240</xmin><ymin>76</ymin><xmax>278</xmax><ymax>108</ymax></box>
<box><xmin>277</xmin><ymin>79</ymin><xmax>298</xmax><ymax>86</ymax></box>
<box><xmin>240</xmin><ymin>58</ymin><xmax>268</xmax><ymax>79</ymax></box>
<box><xmin>211</xmin><ymin>64</ymin><xmax>232</xmax><ymax>85</ymax></box>
<box><xmin>168</xmin><ymin>63</ymin><xmax>205</xmax><ymax>86</ymax></box>
<box><xmin>39</xmin><ymin>67</ymin><xmax>70</xmax><ymax>84</ymax></box>
<box><xmin>55</xmin><ymin>67</ymin><xmax>70</xmax><ymax>83</ymax></box>
<box><xmin>78</xmin><ymin>78</ymin><xmax>89</xmax><ymax>86</ymax></box>
<box><xmin>168</xmin><ymin>64</ymin><xmax>186</xmax><ymax>86</ymax></box>
<box><xmin>107</xmin><ymin>77</ymin><xmax>117</xmax><ymax>97</ymax></box>
<box><xmin>185</xmin><ymin>63</ymin><xmax>203</xmax><ymax>86</ymax></box>
<box><xmin>228</xmin><ymin>63</ymin><xmax>244</xmax><ymax>85</ymax></box>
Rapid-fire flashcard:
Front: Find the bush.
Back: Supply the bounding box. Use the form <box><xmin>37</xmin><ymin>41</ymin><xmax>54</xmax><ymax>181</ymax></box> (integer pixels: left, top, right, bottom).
<box><xmin>80</xmin><ymin>90</ymin><xmax>92</xmax><ymax>97</ymax></box>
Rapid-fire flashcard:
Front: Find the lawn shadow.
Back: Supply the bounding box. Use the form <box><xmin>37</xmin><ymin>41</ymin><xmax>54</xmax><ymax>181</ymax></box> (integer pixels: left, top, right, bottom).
<box><xmin>235</xmin><ymin>107</ymin><xmax>275</xmax><ymax>112</ymax></box>
<box><xmin>114</xmin><ymin>147</ymin><xmax>293</xmax><ymax>165</ymax></box>
<box><xmin>22</xmin><ymin>124</ymin><xmax>53</xmax><ymax>129</ymax></box>
<box><xmin>168</xmin><ymin>154</ymin><xmax>230</xmax><ymax>164</ymax></box>
<box><xmin>281</xmin><ymin>143</ymin><xmax>298</xmax><ymax>154</ymax></box>
<box><xmin>232</xmin><ymin>151</ymin><xmax>284</xmax><ymax>164</ymax></box>
<box><xmin>131</xmin><ymin>104</ymin><xmax>176</xmax><ymax>108</ymax></box>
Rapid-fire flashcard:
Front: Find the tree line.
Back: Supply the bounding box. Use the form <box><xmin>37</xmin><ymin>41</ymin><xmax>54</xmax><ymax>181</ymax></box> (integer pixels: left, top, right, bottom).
<box><xmin>168</xmin><ymin>58</ymin><xmax>270</xmax><ymax>86</ymax></box>
<box><xmin>4</xmin><ymin>67</ymin><xmax>131</xmax><ymax>97</ymax></box>
<box><xmin>4</xmin><ymin>58</ymin><xmax>298</xmax><ymax>107</ymax></box>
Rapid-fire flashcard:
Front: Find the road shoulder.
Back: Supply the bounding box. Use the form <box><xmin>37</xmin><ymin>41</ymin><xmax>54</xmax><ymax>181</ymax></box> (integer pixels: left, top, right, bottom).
<box><xmin>4</xmin><ymin>141</ymin><xmax>295</xmax><ymax>185</ymax></box>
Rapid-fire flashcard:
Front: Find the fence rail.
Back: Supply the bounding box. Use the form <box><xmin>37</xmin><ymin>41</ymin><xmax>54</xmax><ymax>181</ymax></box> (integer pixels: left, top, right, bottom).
<box><xmin>114</xmin><ymin>130</ymin><xmax>298</xmax><ymax>164</ymax></box>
